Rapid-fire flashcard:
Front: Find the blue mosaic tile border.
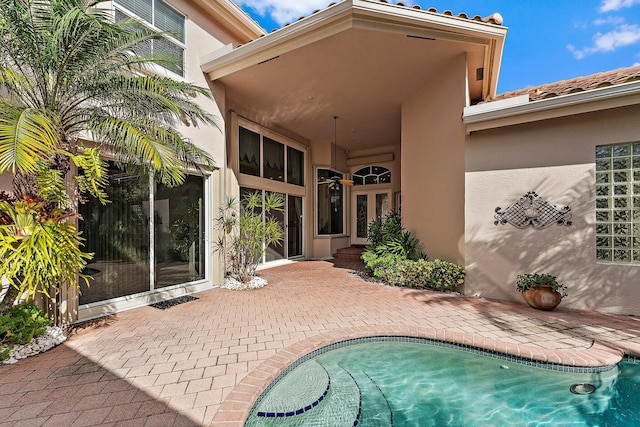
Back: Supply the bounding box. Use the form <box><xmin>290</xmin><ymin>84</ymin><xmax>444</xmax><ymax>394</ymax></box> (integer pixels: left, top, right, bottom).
<box><xmin>623</xmin><ymin>354</ymin><xmax>640</xmax><ymax>364</ymax></box>
<box><xmin>248</xmin><ymin>335</ymin><xmax>621</xmax><ymax>418</ymax></box>
<box><xmin>256</xmin><ymin>372</ymin><xmax>330</xmax><ymax>418</ymax></box>
<box><xmin>342</xmin><ymin>367</ymin><xmax>362</xmax><ymax>427</ymax></box>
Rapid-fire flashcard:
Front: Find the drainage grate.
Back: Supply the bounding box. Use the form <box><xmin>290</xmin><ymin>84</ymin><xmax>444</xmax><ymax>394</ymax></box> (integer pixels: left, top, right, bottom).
<box><xmin>570</xmin><ymin>383</ymin><xmax>596</xmax><ymax>395</ymax></box>
<box><xmin>149</xmin><ymin>295</ymin><xmax>199</xmax><ymax>309</ymax></box>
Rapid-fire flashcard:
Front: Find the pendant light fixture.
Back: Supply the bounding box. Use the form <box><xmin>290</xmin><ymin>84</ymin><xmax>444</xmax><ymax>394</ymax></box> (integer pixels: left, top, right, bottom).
<box><xmin>327</xmin><ymin>115</ymin><xmax>353</xmax><ymax>187</ymax></box>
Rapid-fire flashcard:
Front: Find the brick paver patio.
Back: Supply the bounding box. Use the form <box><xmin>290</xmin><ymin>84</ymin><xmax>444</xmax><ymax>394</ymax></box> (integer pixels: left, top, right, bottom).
<box><xmin>0</xmin><ymin>261</ymin><xmax>639</xmax><ymax>426</ymax></box>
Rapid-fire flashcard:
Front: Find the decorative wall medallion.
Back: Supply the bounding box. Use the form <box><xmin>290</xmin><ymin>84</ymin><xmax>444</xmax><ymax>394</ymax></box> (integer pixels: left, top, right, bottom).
<box><xmin>494</xmin><ymin>191</ymin><xmax>572</xmax><ymax>229</ymax></box>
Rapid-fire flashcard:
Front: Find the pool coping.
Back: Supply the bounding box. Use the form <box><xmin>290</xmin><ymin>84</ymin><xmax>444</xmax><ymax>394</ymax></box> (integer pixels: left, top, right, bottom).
<box><xmin>212</xmin><ymin>324</ymin><xmax>638</xmax><ymax>425</ymax></box>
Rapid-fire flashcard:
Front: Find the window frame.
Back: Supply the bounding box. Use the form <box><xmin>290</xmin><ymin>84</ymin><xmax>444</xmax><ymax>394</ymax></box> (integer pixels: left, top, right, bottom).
<box><xmin>235</xmin><ymin>116</ymin><xmax>307</xmax><ymax>190</ymax></box>
<box><xmin>114</xmin><ymin>0</ymin><xmax>186</xmax><ymax>77</ymax></box>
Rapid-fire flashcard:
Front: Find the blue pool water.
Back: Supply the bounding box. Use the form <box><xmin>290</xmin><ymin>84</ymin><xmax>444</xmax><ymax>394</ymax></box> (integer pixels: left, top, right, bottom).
<box><xmin>245</xmin><ymin>339</ymin><xmax>640</xmax><ymax>426</ymax></box>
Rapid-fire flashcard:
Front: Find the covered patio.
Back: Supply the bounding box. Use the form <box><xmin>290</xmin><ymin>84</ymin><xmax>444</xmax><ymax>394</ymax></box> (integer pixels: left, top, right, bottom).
<box><xmin>203</xmin><ymin>0</ymin><xmax>507</xmax><ymax>263</ymax></box>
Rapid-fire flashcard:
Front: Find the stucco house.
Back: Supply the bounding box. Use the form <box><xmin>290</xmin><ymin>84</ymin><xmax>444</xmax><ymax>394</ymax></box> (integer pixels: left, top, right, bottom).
<box><xmin>2</xmin><ymin>0</ymin><xmax>638</xmax><ymax>321</ymax></box>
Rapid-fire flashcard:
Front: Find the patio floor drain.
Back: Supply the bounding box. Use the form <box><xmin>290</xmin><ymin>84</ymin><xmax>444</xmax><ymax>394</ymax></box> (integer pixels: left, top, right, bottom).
<box><xmin>149</xmin><ymin>295</ymin><xmax>199</xmax><ymax>309</ymax></box>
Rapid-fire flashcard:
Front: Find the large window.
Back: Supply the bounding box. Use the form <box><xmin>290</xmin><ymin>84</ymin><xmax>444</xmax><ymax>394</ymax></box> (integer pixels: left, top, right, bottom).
<box><xmin>238</xmin><ymin>126</ymin><xmax>305</xmax><ymax>186</ymax></box>
<box><xmin>114</xmin><ymin>0</ymin><xmax>185</xmax><ymax>76</ymax></box>
<box><xmin>596</xmin><ymin>142</ymin><xmax>640</xmax><ymax>262</ymax></box>
<box><xmin>240</xmin><ymin>187</ymin><xmax>304</xmax><ymax>262</ymax></box>
<box><xmin>317</xmin><ymin>169</ymin><xmax>344</xmax><ymax>235</ymax></box>
<box><xmin>79</xmin><ymin>163</ymin><xmax>205</xmax><ymax>304</ymax></box>
<box><xmin>353</xmin><ymin>166</ymin><xmax>391</xmax><ymax>185</ymax></box>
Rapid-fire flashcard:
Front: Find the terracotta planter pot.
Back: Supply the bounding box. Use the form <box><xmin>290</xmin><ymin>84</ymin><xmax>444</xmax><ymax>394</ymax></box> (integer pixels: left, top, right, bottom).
<box><xmin>522</xmin><ymin>285</ymin><xmax>562</xmax><ymax>311</ymax></box>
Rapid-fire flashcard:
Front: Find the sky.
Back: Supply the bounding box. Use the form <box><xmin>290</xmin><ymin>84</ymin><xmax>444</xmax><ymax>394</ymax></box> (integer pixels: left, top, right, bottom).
<box><xmin>234</xmin><ymin>0</ymin><xmax>640</xmax><ymax>93</ymax></box>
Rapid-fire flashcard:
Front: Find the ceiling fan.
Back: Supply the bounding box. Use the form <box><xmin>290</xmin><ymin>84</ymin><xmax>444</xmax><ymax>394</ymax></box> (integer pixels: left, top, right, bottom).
<box><xmin>318</xmin><ymin>116</ymin><xmax>354</xmax><ymax>188</ymax></box>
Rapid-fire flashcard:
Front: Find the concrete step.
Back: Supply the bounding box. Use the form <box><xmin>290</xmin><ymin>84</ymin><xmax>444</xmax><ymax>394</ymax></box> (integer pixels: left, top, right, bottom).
<box><xmin>333</xmin><ymin>246</ymin><xmax>366</xmax><ymax>260</ymax></box>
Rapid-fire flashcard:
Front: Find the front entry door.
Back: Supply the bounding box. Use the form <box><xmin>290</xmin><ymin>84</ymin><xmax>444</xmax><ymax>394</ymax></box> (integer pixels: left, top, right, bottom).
<box><xmin>351</xmin><ymin>190</ymin><xmax>392</xmax><ymax>245</ymax></box>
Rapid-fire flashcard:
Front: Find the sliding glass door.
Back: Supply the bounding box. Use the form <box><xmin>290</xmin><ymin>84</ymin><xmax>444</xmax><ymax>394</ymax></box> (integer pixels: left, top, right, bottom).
<box><xmin>154</xmin><ymin>176</ymin><xmax>205</xmax><ymax>288</ymax></box>
<box><xmin>79</xmin><ymin>163</ymin><xmax>206</xmax><ymax>305</ymax></box>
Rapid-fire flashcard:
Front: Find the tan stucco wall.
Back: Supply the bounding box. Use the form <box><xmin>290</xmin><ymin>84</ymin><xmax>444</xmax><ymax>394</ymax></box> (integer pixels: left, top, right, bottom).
<box><xmin>172</xmin><ymin>0</ymin><xmax>228</xmax><ymax>166</ymax></box>
<box><xmin>465</xmin><ymin>104</ymin><xmax>640</xmax><ymax>315</ymax></box>
<box><xmin>401</xmin><ymin>54</ymin><xmax>467</xmax><ymax>264</ymax></box>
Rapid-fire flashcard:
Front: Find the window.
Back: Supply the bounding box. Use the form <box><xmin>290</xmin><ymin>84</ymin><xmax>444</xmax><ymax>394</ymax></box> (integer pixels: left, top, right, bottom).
<box><xmin>114</xmin><ymin>0</ymin><xmax>185</xmax><ymax>76</ymax></box>
<box><xmin>79</xmin><ymin>163</ymin><xmax>206</xmax><ymax>304</ymax></box>
<box><xmin>238</xmin><ymin>125</ymin><xmax>305</xmax><ymax>186</ymax></box>
<box><xmin>287</xmin><ymin>146</ymin><xmax>304</xmax><ymax>186</ymax></box>
<box><xmin>317</xmin><ymin>169</ymin><xmax>344</xmax><ymax>235</ymax></box>
<box><xmin>239</xmin><ymin>188</ymin><xmax>304</xmax><ymax>262</ymax></box>
<box><xmin>353</xmin><ymin>166</ymin><xmax>391</xmax><ymax>185</ymax></box>
<box><xmin>239</xmin><ymin>127</ymin><xmax>260</xmax><ymax>176</ymax></box>
<box><xmin>595</xmin><ymin>142</ymin><xmax>640</xmax><ymax>262</ymax></box>
<box><xmin>263</xmin><ymin>137</ymin><xmax>284</xmax><ymax>182</ymax></box>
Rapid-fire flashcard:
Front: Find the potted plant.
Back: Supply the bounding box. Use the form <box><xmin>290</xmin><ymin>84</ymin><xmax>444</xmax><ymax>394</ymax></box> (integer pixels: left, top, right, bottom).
<box><xmin>515</xmin><ymin>273</ymin><xmax>567</xmax><ymax>311</ymax></box>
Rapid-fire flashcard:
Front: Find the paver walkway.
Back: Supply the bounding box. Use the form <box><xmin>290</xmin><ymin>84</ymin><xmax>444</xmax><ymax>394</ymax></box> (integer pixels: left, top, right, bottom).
<box><xmin>0</xmin><ymin>261</ymin><xmax>639</xmax><ymax>426</ymax></box>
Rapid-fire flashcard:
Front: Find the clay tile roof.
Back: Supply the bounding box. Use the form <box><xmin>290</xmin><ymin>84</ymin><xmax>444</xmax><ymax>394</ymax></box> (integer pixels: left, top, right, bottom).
<box><xmin>236</xmin><ymin>1</ymin><xmax>504</xmax><ymax>48</ymax></box>
<box><xmin>490</xmin><ymin>64</ymin><xmax>640</xmax><ymax>102</ymax></box>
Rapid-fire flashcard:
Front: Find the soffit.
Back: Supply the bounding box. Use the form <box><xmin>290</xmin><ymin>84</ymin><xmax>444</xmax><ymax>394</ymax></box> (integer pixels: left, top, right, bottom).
<box><xmin>216</xmin><ymin>28</ymin><xmax>487</xmax><ymax>150</ymax></box>
<box><xmin>204</xmin><ymin>1</ymin><xmax>505</xmax><ymax>151</ymax></box>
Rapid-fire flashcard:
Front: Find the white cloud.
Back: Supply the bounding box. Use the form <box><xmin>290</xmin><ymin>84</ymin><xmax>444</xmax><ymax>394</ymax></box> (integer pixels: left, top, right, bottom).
<box><xmin>568</xmin><ymin>24</ymin><xmax>640</xmax><ymax>58</ymax></box>
<box><xmin>593</xmin><ymin>16</ymin><xmax>626</xmax><ymax>25</ymax></box>
<box><xmin>236</xmin><ymin>0</ymin><xmax>337</xmax><ymax>26</ymax></box>
<box><xmin>600</xmin><ymin>0</ymin><xmax>640</xmax><ymax>12</ymax></box>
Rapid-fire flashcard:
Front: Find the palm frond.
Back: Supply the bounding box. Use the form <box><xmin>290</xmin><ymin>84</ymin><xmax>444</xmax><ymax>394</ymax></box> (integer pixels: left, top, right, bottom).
<box><xmin>0</xmin><ymin>105</ymin><xmax>58</xmax><ymax>173</ymax></box>
<box><xmin>34</xmin><ymin>160</ymin><xmax>68</xmax><ymax>206</ymax></box>
<box><xmin>69</xmin><ymin>147</ymin><xmax>109</xmax><ymax>204</ymax></box>
<box><xmin>88</xmin><ymin>114</ymin><xmax>191</xmax><ymax>185</ymax></box>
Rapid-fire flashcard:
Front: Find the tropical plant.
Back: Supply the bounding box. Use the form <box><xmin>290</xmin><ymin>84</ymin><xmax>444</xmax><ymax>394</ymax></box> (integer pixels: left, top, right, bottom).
<box><xmin>215</xmin><ymin>192</ymin><xmax>284</xmax><ymax>285</ymax></box>
<box><xmin>0</xmin><ymin>0</ymin><xmax>215</xmax><ymax>182</ymax></box>
<box><xmin>0</xmin><ymin>302</ymin><xmax>51</xmax><ymax>360</ymax></box>
<box><xmin>0</xmin><ymin>194</ymin><xmax>91</xmax><ymax>313</ymax></box>
<box><xmin>515</xmin><ymin>273</ymin><xmax>567</xmax><ymax>298</ymax></box>
<box><xmin>0</xmin><ymin>0</ymin><xmax>216</xmax><ymax>317</ymax></box>
<box><xmin>366</xmin><ymin>210</ymin><xmax>426</xmax><ymax>261</ymax></box>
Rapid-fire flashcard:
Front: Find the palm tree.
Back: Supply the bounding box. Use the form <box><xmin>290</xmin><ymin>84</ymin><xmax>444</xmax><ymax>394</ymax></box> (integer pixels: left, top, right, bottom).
<box><xmin>0</xmin><ymin>0</ymin><xmax>217</xmax><ymax>313</ymax></box>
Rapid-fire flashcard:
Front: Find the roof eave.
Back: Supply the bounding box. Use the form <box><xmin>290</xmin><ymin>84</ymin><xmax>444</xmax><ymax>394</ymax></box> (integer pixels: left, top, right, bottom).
<box><xmin>196</xmin><ymin>0</ymin><xmax>265</xmax><ymax>42</ymax></box>
<box><xmin>200</xmin><ymin>0</ymin><xmax>507</xmax><ymax>87</ymax></box>
<box><xmin>463</xmin><ymin>80</ymin><xmax>640</xmax><ymax>134</ymax></box>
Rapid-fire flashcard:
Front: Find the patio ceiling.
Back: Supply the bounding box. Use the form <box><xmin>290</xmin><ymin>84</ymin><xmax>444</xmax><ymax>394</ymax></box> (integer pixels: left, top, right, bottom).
<box><xmin>202</xmin><ymin>1</ymin><xmax>506</xmax><ymax>151</ymax></box>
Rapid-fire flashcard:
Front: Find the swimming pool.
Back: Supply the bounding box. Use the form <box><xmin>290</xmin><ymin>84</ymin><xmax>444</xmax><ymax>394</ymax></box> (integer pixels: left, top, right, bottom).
<box><xmin>245</xmin><ymin>338</ymin><xmax>640</xmax><ymax>426</ymax></box>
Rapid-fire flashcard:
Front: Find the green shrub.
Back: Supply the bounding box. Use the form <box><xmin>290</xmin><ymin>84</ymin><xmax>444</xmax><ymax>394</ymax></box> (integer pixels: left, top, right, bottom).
<box><xmin>0</xmin><ymin>302</ymin><xmax>51</xmax><ymax>360</ymax></box>
<box><xmin>427</xmin><ymin>259</ymin><xmax>466</xmax><ymax>291</ymax></box>
<box><xmin>386</xmin><ymin>259</ymin><xmax>433</xmax><ymax>288</ymax></box>
<box><xmin>362</xmin><ymin>252</ymin><xmax>404</xmax><ymax>282</ymax></box>
<box><xmin>362</xmin><ymin>251</ymin><xmax>464</xmax><ymax>292</ymax></box>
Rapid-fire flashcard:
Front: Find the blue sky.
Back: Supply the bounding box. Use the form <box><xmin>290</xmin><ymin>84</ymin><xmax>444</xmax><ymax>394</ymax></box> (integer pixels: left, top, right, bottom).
<box><xmin>235</xmin><ymin>0</ymin><xmax>640</xmax><ymax>93</ymax></box>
